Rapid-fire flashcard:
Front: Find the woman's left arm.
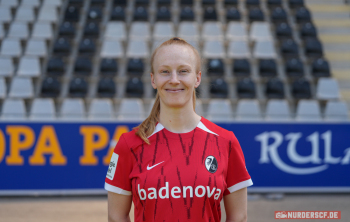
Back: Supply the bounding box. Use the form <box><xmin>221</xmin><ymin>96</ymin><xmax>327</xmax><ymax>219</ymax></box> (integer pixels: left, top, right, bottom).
<box><xmin>223</xmin><ymin>187</ymin><xmax>248</xmax><ymax>222</ymax></box>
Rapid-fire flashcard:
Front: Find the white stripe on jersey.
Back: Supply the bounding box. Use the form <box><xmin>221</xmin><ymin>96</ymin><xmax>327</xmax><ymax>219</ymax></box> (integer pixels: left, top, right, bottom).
<box><xmin>227</xmin><ymin>178</ymin><xmax>253</xmax><ymax>193</ymax></box>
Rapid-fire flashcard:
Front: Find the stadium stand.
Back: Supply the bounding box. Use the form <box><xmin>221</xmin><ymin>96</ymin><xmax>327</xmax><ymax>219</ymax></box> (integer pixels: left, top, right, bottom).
<box><xmin>0</xmin><ymin>0</ymin><xmax>348</xmax><ymax>121</ymax></box>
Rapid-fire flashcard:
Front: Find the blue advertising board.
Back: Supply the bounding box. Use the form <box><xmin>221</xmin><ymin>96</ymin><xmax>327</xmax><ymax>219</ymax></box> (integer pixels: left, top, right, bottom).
<box><xmin>0</xmin><ymin>121</ymin><xmax>349</xmax><ymax>195</ymax></box>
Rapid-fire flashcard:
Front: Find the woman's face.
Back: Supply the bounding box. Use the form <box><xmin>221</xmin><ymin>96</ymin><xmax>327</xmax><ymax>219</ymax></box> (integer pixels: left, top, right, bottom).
<box><xmin>151</xmin><ymin>44</ymin><xmax>201</xmax><ymax>109</ymax></box>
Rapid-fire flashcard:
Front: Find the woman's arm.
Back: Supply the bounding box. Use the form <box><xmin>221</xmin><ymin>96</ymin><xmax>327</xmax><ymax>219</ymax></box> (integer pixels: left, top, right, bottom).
<box><xmin>223</xmin><ymin>187</ymin><xmax>248</xmax><ymax>222</ymax></box>
<box><xmin>108</xmin><ymin>191</ymin><xmax>133</xmax><ymax>222</ymax></box>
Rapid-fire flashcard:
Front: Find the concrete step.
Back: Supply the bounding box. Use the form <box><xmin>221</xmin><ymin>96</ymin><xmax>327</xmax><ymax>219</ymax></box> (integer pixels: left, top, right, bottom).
<box><xmin>324</xmin><ymin>43</ymin><xmax>350</xmax><ymax>52</ymax></box>
<box><xmin>314</xmin><ymin>19</ymin><xmax>350</xmax><ymax>27</ymax></box>
<box><xmin>320</xmin><ymin>35</ymin><xmax>350</xmax><ymax>43</ymax></box>
<box><xmin>329</xmin><ymin>60</ymin><xmax>350</xmax><ymax>70</ymax></box>
<box><xmin>333</xmin><ymin>70</ymin><xmax>350</xmax><ymax>80</ymax></box>
<box><xmin>325</xmin><ymin>52</ymin><xmax>350</xmax><ymax>61</ymax></box>
<box><xmin>306</xmin><ymin>0</ymin><xmax>348</xmax><ymax>5</ymax></box>
<box><xmin>308</xmin><ymin>4</ymin><xmax>350</xmax><ymax>12</ymax></box>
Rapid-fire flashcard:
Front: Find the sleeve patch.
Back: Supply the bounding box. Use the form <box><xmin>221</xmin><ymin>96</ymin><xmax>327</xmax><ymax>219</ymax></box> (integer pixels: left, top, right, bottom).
<box><xmin>106</xmin><ymin>153</ymin><xmax>119</xmax><ymax>180</ymax></box>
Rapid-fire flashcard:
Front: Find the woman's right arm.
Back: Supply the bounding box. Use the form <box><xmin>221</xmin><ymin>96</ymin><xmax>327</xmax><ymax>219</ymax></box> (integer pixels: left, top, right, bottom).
<box><xmin>108</xmin><ymin>191</ymin><xmax>133</xmax><ymax>222</ymax></box>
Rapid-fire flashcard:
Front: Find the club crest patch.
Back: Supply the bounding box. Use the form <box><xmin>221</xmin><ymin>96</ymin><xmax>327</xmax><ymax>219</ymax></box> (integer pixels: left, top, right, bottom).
<box><xmin>106</xmin><ymin>153</ymin><xmax>119</xmax><ymax>180</ymax></box>
<box><xmin>205</xmin><ymin>155</ymin><xmax>218</xmax><ymax>173</ymax></box>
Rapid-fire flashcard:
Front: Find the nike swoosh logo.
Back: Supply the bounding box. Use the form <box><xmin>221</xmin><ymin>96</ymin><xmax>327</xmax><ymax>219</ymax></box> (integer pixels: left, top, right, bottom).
<box><xmin>147</xmin><ymin>161</ymin><xmax>164</xmax><ymax>170</ymax></box>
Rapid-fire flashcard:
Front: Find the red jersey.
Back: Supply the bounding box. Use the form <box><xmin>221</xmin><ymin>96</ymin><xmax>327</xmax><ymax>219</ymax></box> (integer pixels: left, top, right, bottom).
<box><xmin>105</xmin><ymin>117</ymin><xmax>253</xmax><ymax>222</ymax></box>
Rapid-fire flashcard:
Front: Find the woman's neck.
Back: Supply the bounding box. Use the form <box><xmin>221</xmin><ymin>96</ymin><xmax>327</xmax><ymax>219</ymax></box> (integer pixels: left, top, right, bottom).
<box><xmin>158</xmin><ymin>101</ymin><xmax>201</xmax><ymax>133</ymax></box>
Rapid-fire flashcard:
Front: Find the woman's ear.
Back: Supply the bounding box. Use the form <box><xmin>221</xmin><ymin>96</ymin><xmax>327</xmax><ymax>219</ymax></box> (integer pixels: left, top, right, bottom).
<box><xmin>194</xmin><ymin>71</ymin><xmax>202</xmax><ymax>88</ymax></box>
<box><xmin>150</xmin><ymin>73</ymin><xmax>157</xmax><ymax>89</ymax></box>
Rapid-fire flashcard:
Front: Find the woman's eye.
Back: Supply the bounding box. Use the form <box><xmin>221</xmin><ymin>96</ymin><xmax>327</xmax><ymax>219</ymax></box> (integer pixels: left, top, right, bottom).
<box><xmin>161</xmin><ymin>70</ymin><xmax>169</xmax><ymax>73</ymax></box>
<box><xmin>180</xmin><ymin>70</ymin><xmax>188</xmax><ymax>73</ymax></box>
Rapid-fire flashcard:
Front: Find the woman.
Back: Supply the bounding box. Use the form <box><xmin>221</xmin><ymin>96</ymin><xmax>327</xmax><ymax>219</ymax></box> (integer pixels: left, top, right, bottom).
<box><xmin>105</xmin><ymin>37</ymin><xmax>253</xmax><ymax>222</ymax></box>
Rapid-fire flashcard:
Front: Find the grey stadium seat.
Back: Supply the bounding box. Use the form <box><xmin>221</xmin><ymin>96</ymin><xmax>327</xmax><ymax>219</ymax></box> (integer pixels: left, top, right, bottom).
<box><xmin>126</xmin><ymin>40</ymin><xmax>149</xmax><ymax>58</ymax></box>
<box><xmin>0</xmin><ymin>0</ymin><xmax>19</xmax><ymax>8</ymax></box>
<box><xmin>1</xmin><ymin>99</ymin><xmax>26</xmax><ymax>120</ymax></box>
<box><xmin>226</xmin><ymin>22</ymin><xmax>248</xmax><ymax>41</ymax></box>
<box><xmin>100</xmin><ymin>40</ymin><xmax>123</xmax><ymax>58</ymax></box>
<box><xmin>178</xmin><ymin>22</ymin><xmax>199</xmax><ymax>40</ymax></box>
<box><xmin>104</xmin><ymin>22</ymin><xmax>126</xmax><ymax>41</ymax></box>
<box><xmin>253</xmin><ymin>40</ymin><xmax>277</xmax><ymax>59</ymax></box>
<box><xmin>37</xmin><ymin>5</ymin><xmax>58</xmax><ymax>23</ymax></box>
<box><xmin>17</xmin><ymin>56</ymin><xmax>41</xmax><ymax>77</ymax></box>
<box><xmin>316</xmin><ymin>77</ymin><xmax>340</xmax><ymax>100</ymax></box>
<box><xmin>25</xmin><ymin>39</ymin><xmax>47</xmax><ymax>57</ymax></box>
<box><xmin>206</xmin><ymin>99</ymin><xmax>234</xmax><ymax>121</ymax></box>
<box><xmin>32</xmin><ymin>22</ymin><xmax>53</xmax><ymax>40</ymax></box>
<box><xmin>202</xmin><ymin>22</ymin><xmax>223</xmax><ymax>41</ymax></box>
<box><xmin>0</xmin><ymin>7</ymin><xmax>12</xmax><ymax>23</ymax></box>
<box><xmin>236</xmin><ymin>99</ymin><xmax>263</xmax><ymax>121</ymax></box>
<box><xmin>117</xmin><ymin>99</ymin><xmax>145</xmax><ymax>121</ymax></box>
<box><xmin>8</xmin><ymin>22</ymin><xmax>29</xmax><ymax>39</ymax></box>
<box><xmin>296</xmin><ymin>99</ymin><xmax>321</xmax><ymax>121</ymax></box>
<box><xmin>203</xmin><ymin>40</ymin><xmax>225</xmax><ymax>58</ymax></box>
<box><xmin>129</xmin><ymin>22</ymin><xmax>151</xmax><ymax>40</ymax></box>
<box><xmin>0</xmin><ymin>77</ymin><xmax>6</xmax><ymax>98</ymax></box>
<box><xmin>250</xmin><ymin>22</ymin><xmax>272</xmax><ymax>41</ymax></box>
<box><xmin>8</xmin><ymin>77</ymin><xmax>34</xmax><ymax>98</ymax></box>
<box><xmin>60</xmin><ymin>98</ymin><xmax>86</xmax><ymax>120</ymax></box>
<box><xmin>42</xmin><ymin>0</ymin><xmax>62</xmax><ymax>7</ymax></box>
<box><xmin>265</xmin><ymin>99</ymin><xmax>291</xmax><ymax>121</ymax></box>
<box><xmin>153</xmin><ymin>22</ymin><xmax>175</xmax><ymax>40</ymax></box>
<box><xmin>227</xmin><ymin>40</ymin><xmax>250</xmax><ymax>58</ymax></box>
<box><xmin>15</xmin><ymin>6</ymin><xmax>35</xmax><ymax>22</ymax></box>
<box><xmin>30</xmin><ymin>98</ymin><xmax>56</xmax><ymax>120</ymax></box>
<box><xmin>324</xmin><ymin>101</ymin><xmax>349</xmax><ymax>121</ymax></box>
<box><xmin>0</xmin><ymin>57</ymin><xmax>14</xmax><ymax>77</ymax></box>
<box><xmin>89</xmin><ymin>99</ymin><xmax>115</xmax><ymax>120</ymax></box>
<box><xmin>21</xmin><ymin>0</ymin><xmax>40</xmax><ymax>7</ymax></box>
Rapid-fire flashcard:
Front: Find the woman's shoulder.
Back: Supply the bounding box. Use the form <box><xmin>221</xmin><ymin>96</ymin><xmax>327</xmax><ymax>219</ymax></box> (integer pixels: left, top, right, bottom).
<box><xmin>119</xmin><ymin>128</ymin><xmax>143</xmax><ymax>147</ymax></box>
<box><xmin>200</xmin><ymin>117</ymin><xmax>236</xmax><ymax>141</ymax></box>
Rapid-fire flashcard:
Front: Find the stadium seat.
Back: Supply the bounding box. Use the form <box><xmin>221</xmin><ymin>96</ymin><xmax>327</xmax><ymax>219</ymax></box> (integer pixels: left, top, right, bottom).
<box><xmin>236</xmin><ymin>99</ymin><xmax>262</xmax><ymax>120</ymax></box>
<box><xmin>32</xmin><ymin>22</ymin><xmax>53</xmax><ymax>40</ymax></box>
<box><xmin>0</xmin><ymin>7</ymin><xmax>12</xmax><ymax>23</ymax></box>
<box><xmin>207</xmin><ymin>59</ymin><xmax>224</xmax><ymax>76</ymax></box>
<box><xmin>126</xmin><ymin>77</ymin><xmax>144</xmax><ymax>97</ymax></box>
<box><xmin>130</xmin><ymin>22</ymin><xmax>151</xmax><ymax>40</ymax></box>
<box><xmin>156</xmin><ymin>6</ymin><xmax>171</xmax><ymax>21</ymax></box>
<box><xmin>300</xmin><ymin>22</ymin><xmax>317</xmax><ymax>40</ymax></box>
<box><xmin>226</xmin><ymin>7</ymin><xmax>241</xmax><ymax>21</ymax></box>
<box><xmin>259</xmin><ymin>59</ymin><xmax>277</xmax><ymax>77</ymax></box>
<box><xmin>135</xmin><ymin>0</ymin><xmax>149</xmax><ymax>6</ymax></box>
<box><xmin>249</xmin><ymin>7</ymin><xmax>264</xmax><ymax>22</ymax></box>
<box><xmin>296</xmin><ymin>100</ymin><xmax>321</xmax><ymax>121</ymax></box>
<box><xmin>180</xmin><ymin>6</ymin><xmax>195</xmax><ymax>21</ymax></box>
<box><xmin>100</xmin><ymin>58</ymin><xmax>118</xmax><ymax>76</ymax></box>
<box><xmin>271</xmin><ymin>7</ymin><xmax>287</xmax><ymax>23</ymax></box>
<box><xmin>233</xmin><ymin>59</ymin><xmax>251</xmax><ymax>77</ymax></box>
<box><xmin>97</xmin><ymin>78</ymin><xmax>116</xmax><ymax>97</ymax></box>
<box><xmin>237</xmin><ymin>78</ymin><xmax>256</xmax><ymax>98</ymax></box>
<box><xmin>0</xmin><ymin>77</ymin><xmax>6</xmax><ymax>98</ymax></box>
<box><xmin>268</xmin><ymin>0</ymin><xmax>282</xmax><ymax>8</ymax></box>
<box><xmin>8</xmin><ymin>77</ymin><xmax>34</xmax><ymax>98</ymax></box>
<box><xmin>110</xmin><ymin>6</ymin><xmax>125</xmax><ymax>21</ymax></box>
<box><xmin>153</xmin><ymin>22</ymin><xmax>174</xmax><ymax>40</ymax></box>
<box><xmin>158</xmin><ymin>0</ymin><xmax>171</xmax><ymax>6</ymax></box>
<box><xmin>226</xmin><ymin>22</ymin><xmax>247</xmax><ymax>41</ymax></box>
<box><xmin>22</xmin><ymin>0</ymin><xmax>40</xmax><ymax>7</ymax></box>
<box><xmin>311</xmin><ymin>58</ymin><xmax>330</xmax><ymax>78</ymax></box>
<box><xmin>0</xmin><ymin>57</ymin><xmax>14</xmax><ymax>77</ymax></box>
<box><xmin>53</xmin><ymin>37</ymin><xmax>71</xmax><ymax>56</ymax></box>
<box><xmin>100</xmin><ymin>40</ymin><xmax>123</xmax><ymax>58</ymax></box>
<box><xmin>224</xmin><ymin>0</ymin><xmax>238</xmax><ymax>6</ymax></box>
<box><xmin>203</xmin><ymin>41</ymin><xmax>225</xmax><ymax>58</ymax></box>
<box><xmin>305</xmin><ymin>38</ymin><xmax>323</xmax><ymax>58</ymax></box>
<box><xmin>25</xmin><ymin>39</ymin><xmax>47</xmax><ymax>57</ymax></box>
<box><xmin>316</xmin><ymin>78</ymin><xmax>340</xmax><ymax>100</ymax></box>
<box><xmin>64</xmin><ymin>5</ymin><xmax>80</xmax><ymax>22</ymax></box>
<box><xmin>324</xmin><ymin>101</ymin><xmax>349</xmax><ymax>121</ymax></box>
<box><xmin>202</xmin><ymin>22</ymin><xmax>223</xmax><ymax>40</ymax></box>
<box><xmin>275</xmin><ymin>22</ymin><xmax>292</xmax><ymax>39</ymax></box>
<box><xmin>207</xmin><ymin>99</ymin><xmax>233</xmax><ymax>121</ymax></box>
<box><xmin>295</xmin><ymin>7</ymin><xmax>311</xmax><ymax>24</ymax></box>
<box><xmin>228</xmin><ymin>40</ymin><xmax>250</xmax><ymax>58</ymax></box>
<box><xmin>38</xmin><ymin>5</ymin><xmax>58</xmax><ymax>23</ymax></box>
<box><xmin>87</xmin><ymin>6</ymin><xmax>102</xmax><ymax>21</ymax></box>
<box><xmin>117</xmin><ymin>99</ymin><xmax>145</xmax><ymax>121</ymax></box>
<box><xmin>202</xmin><ymin>0</ymin><xmax>215</xmax><ymax>6</ymax></box>
<box><xmin>42</xmin><ymin>0</ymin><xmax>62</xmax><ymax>7</ymax></box>
<box><xmin>210</xmin><ymin>78</ymin><xmax>228</xmax><ymax>98</ymax></box>
<box><xmin>1</xmin><ymin>99</ymin><xmax>26</xmax><ymax>120</ymax></box>
<box><xmin>0</xmin><ymin>0</ymin><xmax>19</xmax><ymax>8</ymax></box>
<box><xmin>126</xmin><ymin>40</ymin><xmax>149</xmax><ymax>58</ymax></box>
<box><xmin>127</xmin><ymin>58</ymin><xmax>144</xmax><ymax>75</ymax></box>
<box><xmin>114</xmin><ymin>0</ymin><xmax>127</xmax><ymax>5</ymax></box>
<box><xmin>281</xmin><ymin>38</ymin><xmax>298</xmax><ymax>58</ymax></box>
<box><xmin>74</xmin><ymin>57</ymin><xmax>92</xmax><ymax>76</ymax></box>
<box><xmin>180</xmin><ymin>0</ymin><xmax>193</xmax><ymax>5</ymax></box>
<box><xmin>250</xmin><ymin>22</ymin><xmax>272</xmax><ymax>41</ymax></box>
<box><xmin>91</xmin><ymin>0</ymin><xmax>106</xmax><ymax>6</ymax></box>
<box><xmin>60</xmin><ymin>98</ymin><xmax>86</xmax><ymax>120</ymax></box>
<box><xmin>47</xmin><ymin>57</ymin><xmax>65</xmax><ymax>76</ymax></box>
<box><xmin>59</xmin><ymin>21</ymin><xmax>76</xmax><ymax>38</ymax></box>
<box><xmin>89</xmin><ymin>99</ymin><xmax>114</xmax><ymax>120</ymax></box>
<box><xmin>78</xmin><ymin>38</ymin><xmax>96</xmax><ymax>55</ymax></box>
<box><xmin>41</xmin><ymin>76</ymin><xmax>61</xmax><ymax>97</ymax></box>
<box><xmin>291</xmin><ymin>78</ymin><xmax>311</xmax><ymax>99</ymax></box>
<box><xmin>254</xmin><ymin>40</ymin><xmax>276</xmax><ymax>59</ymax></box>
<box><xmin>17</xmin><ymin>56</ymin><xmax>41</xmax><ymax>77</ymax></box>
<box><xmin>0</xmin><ymin>38</ymin><xmax>21</xmax><ymax>57</ymax></box>
<box><xmin>246</xmin><ymin>0</ymin><xmax>260</xmax><ymax>7</ymax></box>
<box><xmin>289</xmin><ymin>0</ymin><xmax>304</xmax><ymax>9</ymax></box>
<box><xmin>133</xmin><ymin>6</ymin><xmax>148</xmax><ymax>21</ymax></box>
<box><xmin>265</xmin><ymin>78</ymin><xmax>285</xmax><ymax>99</ymax></box>
<box><xmin>265</xmin><ymin>99</ymin><xmax>291</xmax><ymax>121</ymax></box>
<box><xmin>285</xmin><ymin>58</ymin><xmax>304</xmax><ymax>78</ymax></box>
<box><xmin>84</xmin><ymin>22</ymin><xmax>100</xmax><ymax>38</ymax></box>
<box><xmin>8</xmin><ymin>22</ymin><xmax>29</xmax><ymax>39</ymax></box>
<box><xmin>203</xmin><ymin>6</ymin><xmax>217</xmax><ymax>21</ymax></box>
<box><xmin>30</xmin><ymin>98</ymin><xmax>56</xmax><ymax>120</ymax></box>
<box><xmin>178</xmin><ymin>22</ymin><xmax>199</xmax><ymax>40</ymax></box>
<box><xmin>69</xmin><ymin>0</ymin><xmax>84</xmax><ymax>6</ymax></box>
<box><xmin>15</xmin><ymin>6</ymin><xmax>35</xmax><ymax>22</ymax></box>
<box><xmin>69</xmin><ymin>77</ymin><xmax>88</xmax><ymax>97</ymax></box>
<box><xmin>104</xmin><ymin>22</ymin><xmax>126</xmax><ymax>41</ymax></box>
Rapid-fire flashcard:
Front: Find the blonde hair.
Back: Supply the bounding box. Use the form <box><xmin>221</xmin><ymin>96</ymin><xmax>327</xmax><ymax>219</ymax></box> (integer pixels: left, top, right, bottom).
<box><xmin>133</xmin><ymin>37</ymin><xmax>201</xmax><ymax>145</ymax></box>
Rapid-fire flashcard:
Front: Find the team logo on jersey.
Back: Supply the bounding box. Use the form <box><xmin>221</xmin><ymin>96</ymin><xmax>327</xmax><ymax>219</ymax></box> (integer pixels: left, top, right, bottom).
<box><xmin>205</xmin><ymin>155</ymin><xmax>218</xmax><ymax>173</ymax></box>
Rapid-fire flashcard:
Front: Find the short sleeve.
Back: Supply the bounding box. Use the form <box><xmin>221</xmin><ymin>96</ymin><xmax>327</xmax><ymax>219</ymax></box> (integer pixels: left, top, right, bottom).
<box><xmin>224</xmin><ymin>132</ymin><xmax>253</xmax><ymax>195</ymax></box>
<box><xmin>104</xmin><ymin>134</ymin><xmax>133</xmax><ymax>195</ymax></box>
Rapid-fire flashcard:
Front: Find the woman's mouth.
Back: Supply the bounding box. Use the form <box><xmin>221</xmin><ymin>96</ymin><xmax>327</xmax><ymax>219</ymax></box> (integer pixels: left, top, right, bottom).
<box><xmin>165</xmin><ymin>89</ymin><xmax>184</xmax><ymax>92</ymax></box>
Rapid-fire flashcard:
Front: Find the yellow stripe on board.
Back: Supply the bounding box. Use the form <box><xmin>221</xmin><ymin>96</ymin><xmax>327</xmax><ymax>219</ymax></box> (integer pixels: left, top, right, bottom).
<box><xmin>320</xmin><ymin>35</ymin><xmax>350</xmax><ymax>43</ymax></box>
<box><xmin>308</xmin><ymin>5</ymin><xmax>350</xmax><ymax>12</ymax></box>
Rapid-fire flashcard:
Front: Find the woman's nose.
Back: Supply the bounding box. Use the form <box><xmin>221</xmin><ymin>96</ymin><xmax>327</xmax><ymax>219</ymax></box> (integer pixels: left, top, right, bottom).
<box><xmin>169</xmin><ymin>71</ymin><xmax>180</xmax><ymax>84</ymax></box>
